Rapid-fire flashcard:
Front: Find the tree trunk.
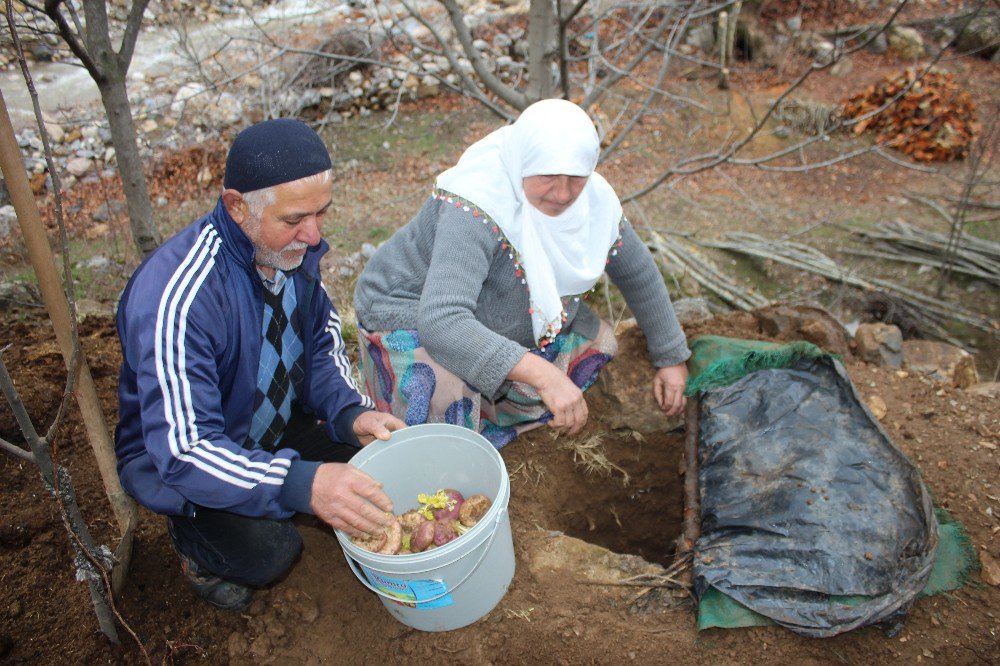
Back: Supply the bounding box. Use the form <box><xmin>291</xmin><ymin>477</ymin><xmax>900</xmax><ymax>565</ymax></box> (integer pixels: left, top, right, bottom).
<box><xmin>527</xmin><ymin>0</ymin><xmax>557</xmax><ymax>101</ymax></box>
<box><xmin>97</xmin><ymin>76</ymin><xmax>160</xmax><ymax>256</ymax></box>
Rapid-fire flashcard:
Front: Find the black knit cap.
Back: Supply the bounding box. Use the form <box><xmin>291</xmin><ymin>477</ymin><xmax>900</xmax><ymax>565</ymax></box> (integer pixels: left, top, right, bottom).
<box><xmin>223</xmin><ymin>118</ymin><xmax>332</xmax><ymax>193</ymax></box>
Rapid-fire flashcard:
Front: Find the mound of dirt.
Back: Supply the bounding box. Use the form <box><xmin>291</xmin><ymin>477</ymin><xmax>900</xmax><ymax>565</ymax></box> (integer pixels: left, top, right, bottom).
<box><xmin>1</xmin><ymin>310</ymin><xmax>998</xmax><ymax>664</ymax></box>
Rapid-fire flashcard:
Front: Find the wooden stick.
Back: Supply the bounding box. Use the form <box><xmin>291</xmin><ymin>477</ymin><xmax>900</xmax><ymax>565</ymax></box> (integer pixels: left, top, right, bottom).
<box><xmin>0</xmin><ymin>90</ymin><xmax>137</xmax><ymax>594</ymax></box>
<box><xmin>676</xmin><ymin>397</ymin><xmax>701</xmax><ymax>596</ymax></box>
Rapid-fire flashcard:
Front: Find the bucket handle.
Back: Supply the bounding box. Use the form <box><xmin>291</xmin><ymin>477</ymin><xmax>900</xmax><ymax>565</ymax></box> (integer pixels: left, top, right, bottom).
<box><xmin>343</xmin><ymin>508</ymin><xmax>505</xmax><ymax>606</ymax></box>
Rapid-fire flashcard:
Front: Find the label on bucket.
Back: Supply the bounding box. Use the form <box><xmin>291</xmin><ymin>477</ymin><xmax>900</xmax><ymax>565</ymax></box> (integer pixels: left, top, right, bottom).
<box><xmin>360</xmin><ymin>566</ymin><xmax>454</xmax><ymax>609</ymax></box>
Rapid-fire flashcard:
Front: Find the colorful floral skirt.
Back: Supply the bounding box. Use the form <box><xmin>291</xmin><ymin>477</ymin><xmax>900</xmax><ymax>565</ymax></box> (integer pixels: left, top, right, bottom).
<box><xmin>357</xmin><ymin>322</ymin><xmax>618</xmax><ymax>449</ymax></box>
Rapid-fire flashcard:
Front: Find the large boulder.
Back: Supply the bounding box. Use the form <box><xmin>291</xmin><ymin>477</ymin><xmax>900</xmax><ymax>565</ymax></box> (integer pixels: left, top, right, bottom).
<box><xmin>671</xmin><ymin>297</ymin><xmax>712</xmax><ymax>325</ymax></box>
<box><xmin>955</xmin><ymin>13</ymin><xmax>1000</xmax><ymax>60</ymax></box>
<box><xmin>754</xmin><ymin>304</ymin><xmax>850</xmax><ymax>356</ymax></box>
<box><xmin>902</xmin><ymin>340</ymin><xmax>980</xmax><ymax>388</ymax></box>
<box><xmin>888</xmin><ymin>26</ymin><xmax>925</xmax><ymax>59</ymax></box>
<box><xmin>853</xmin><ymin>322</ymin><xmax>903</xmax><ymax>368</ymax></box>
<box><xmin>586</xmin><ymin>319</ymin><xmax>684</xmax><ymax>433</ymax></box>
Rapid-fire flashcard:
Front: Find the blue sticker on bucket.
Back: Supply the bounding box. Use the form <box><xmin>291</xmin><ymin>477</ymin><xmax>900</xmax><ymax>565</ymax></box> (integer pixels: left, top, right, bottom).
<box><xmin>361</xmin><ymin>566</ymin><xmax>454</xmax><ymax>609</ymax></box>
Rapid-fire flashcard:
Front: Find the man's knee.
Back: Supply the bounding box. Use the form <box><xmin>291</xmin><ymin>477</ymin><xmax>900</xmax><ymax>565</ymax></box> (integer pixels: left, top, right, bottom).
<box><xmin>169</xmin><ymin>512</ymin><xmax>303</xmax><ymax>587</ymax></box>
<box><xmin>231</xmin><ymin>520</ymin><xmax>303</xmax><ymax>587</ymax></box>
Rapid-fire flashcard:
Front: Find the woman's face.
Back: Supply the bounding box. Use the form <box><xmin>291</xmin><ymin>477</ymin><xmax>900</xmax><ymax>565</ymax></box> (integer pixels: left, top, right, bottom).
<box><xmin>522</xmin><ymin>175</ymin><xmax>588</xmax><ymax>216</ymax></box>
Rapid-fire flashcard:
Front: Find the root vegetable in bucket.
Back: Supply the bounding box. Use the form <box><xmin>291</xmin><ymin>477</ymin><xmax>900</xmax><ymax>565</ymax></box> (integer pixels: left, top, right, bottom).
<box><xmin>351</xmin><ymin>489</ymin><xmax>493</xmax><ymax>555</ymax></box>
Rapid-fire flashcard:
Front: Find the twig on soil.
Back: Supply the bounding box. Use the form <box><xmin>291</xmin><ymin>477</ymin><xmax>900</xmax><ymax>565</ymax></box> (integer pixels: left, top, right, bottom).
<box><xmin>560</xmin><ymin>432</ymin><xmax>631</xmax><ymax>486</ymax></box>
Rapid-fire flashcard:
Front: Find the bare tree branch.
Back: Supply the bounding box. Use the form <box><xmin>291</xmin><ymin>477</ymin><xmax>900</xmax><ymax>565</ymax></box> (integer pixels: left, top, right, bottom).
<box><xmin>0</xmin><ymin>435</ymin><xmax>35</xmax><ymax>462</ymax></box>
<box><xmin>41</xmin><ymin>0</ymin><xmax>101</xmax><ymax>78</ymax></box>
<box><xmin>440</xmin><ymin>0</ymin><xmax>527</xmax><ymax>110</ymax></box>
<box><xmin>119</xmin><ymin>0</ymin><xmax>152</xmax><ymax>67</ymax></box>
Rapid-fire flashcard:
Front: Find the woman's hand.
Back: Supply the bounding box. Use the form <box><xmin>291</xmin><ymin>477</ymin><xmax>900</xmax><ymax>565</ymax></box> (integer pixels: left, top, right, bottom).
<box><xmin>536</xmin><ymin>369</ymin><xmax>588</xmax><ymax>435</ymax></box>
<box><xmin>653</xmin><ymin>363</ymin><xmax>688</xmax><ymax>417</ymax></box>
<box><xmin>509</xmin><ymin>352</ymin><xmax>588</xmax><ymax>435</ymax></box>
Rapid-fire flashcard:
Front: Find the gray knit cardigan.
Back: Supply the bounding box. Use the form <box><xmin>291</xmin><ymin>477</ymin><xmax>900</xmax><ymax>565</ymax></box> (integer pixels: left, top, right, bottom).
<box><xmin>354</xmin><ymin>190</ymin><xmax>690</xmax><ymax>397</ymax></box>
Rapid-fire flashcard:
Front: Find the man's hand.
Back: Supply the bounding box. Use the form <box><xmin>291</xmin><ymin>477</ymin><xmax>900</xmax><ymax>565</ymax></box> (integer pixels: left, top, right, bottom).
<box><xmin>653</xmin><ymin>363</ymin><xmax>688</xmax><ymax>417</ymax></box>
<box><xmin>309</xmin><ymin>463</ymin><xmax>394</xmax><ymax>537</ymax></box>
<box><xmin>353</xmin><ymin>410</ymin><xmax>406</xmax><ymax>445</ymax></box>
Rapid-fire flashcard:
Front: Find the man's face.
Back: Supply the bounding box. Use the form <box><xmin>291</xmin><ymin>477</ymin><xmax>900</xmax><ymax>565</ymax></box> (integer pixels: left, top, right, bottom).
<box><xmin>241</xmin><ymin>177</ymin><xmax>333</xmax><ymax>275</ymax></box>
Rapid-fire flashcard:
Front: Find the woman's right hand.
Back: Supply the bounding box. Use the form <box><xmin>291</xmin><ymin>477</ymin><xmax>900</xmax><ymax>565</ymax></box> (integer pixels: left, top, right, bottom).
<box><xmin>536</xmin><ymin>369</ymin><xmax>588</xmax><ymax>435</ymax></box>
<box><xmin>509</xmin><ymin>352</ymin><xmax>588</xmax><ymax>436</ymax></box>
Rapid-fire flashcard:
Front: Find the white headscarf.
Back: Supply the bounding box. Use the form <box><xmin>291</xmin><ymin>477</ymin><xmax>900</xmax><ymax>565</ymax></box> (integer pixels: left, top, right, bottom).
<box><xmin>436</xmin><ymin>99</ymin><xmax>623</xmax><ymax>345</ymax></box>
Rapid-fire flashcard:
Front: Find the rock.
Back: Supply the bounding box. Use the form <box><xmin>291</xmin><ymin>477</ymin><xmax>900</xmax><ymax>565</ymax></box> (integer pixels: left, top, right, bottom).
<box><xmin>525</xmin><ymin>531</ymin><xmax>662</xmax><ymax>582</ymax></box>
<box><xmin>493</xmin><ymin>33</ymin><xmax>513</xmax><ymax>52</ymax></box>
<box><xmin>586</xmin><ymin>318</ymin><xmax>683</xmax><ymax>433</ymax></box>
<box><xmin>854</xmin><ymin>323</ymin><xmax>903</xmax><ymax>368</ymax></box>
<box><xmin>866</xmin><ymin>395</ymin><xmax>888</xmax><ymax>421</ymax></box>
<box><xmin>171</xmin><ymin>82</ymin><xmax>206</xmax><ymax>117</ymax></box>
<box><xmin>672</xmin><ymin>297</ymin><xmax>712</xmax><ymax>325</ymax></box>
<box><xmin>65</xmin><ymin>156</ymin><xmax>93</xmax><ymax>178</ymax></box>
<box><xmin>93</xmin><ymin>201</ymin><xmax>125</xmax><ymax>222</ymax></box>
<box><xmin>0</xmin><ymin>205</ymin><xmax>15</xmax><ymax>241</ymax></box>
<box><xmin>980</xmin><ymin>551</ymin><xmax>1000</xmax><ymax>586</ymax></box>
<box><xmin>0</xmin><ymin>281</ymin><xmax>41</xmax><ymax>309</ymax></box>
<box><xmin>830</xmin><ymin>56</ymin><xmax>853</xmax><ymax>77</ymax></box>
<box><xmin>30</xmin><ymin>171</ymin><xmax>47</xmax><ymax>195</ymax></box>
<box><xmin>104</xmin><ymin>147</ymin><xmax>116</xmax><ymax>164</ymax></box>
<box><xmin>868</xmin><ymin>31</ymin><xmax>889</xmax><ymax>54</ymax></box>
<box><xmin>888</xmin><ymin>26</ymin><xmax>924</xmax><ymax>59</ymax></box>
<box><xmin>496</xmin><ymin>55</ymin><xmax>514</xmax><ymax>71</ymax></box>
<box><xmin>813</xmin><ymin>39</ymin><xmax>835</xmax><ymax>65</ymax></box>
<box><xmin>684</xmin><ymin>23</ymin><xmax>715</xmax><ymax>53</ymax></box>
<box><xmin>227</xmin><ymin>631</ymin><xmax>249</xmax><ymax>661</ymax></box>
<box><xmin>140</xmin><ymin>118</ymin><xmax>158</xmax><ymax>133</ymax></box>
<box><xmin>472</xmin><ymin>38</ymin><xmax>489</xmax><ymax>51</ymax></box>
<box><xmin>755</xmin><ymin>304</ymin><xmax>850</xmax><ymax>355</ymax></box>
<box><xmin>902</xmin><ymin>340</ymin><xmax>979</xmax><ymax>388</ymax></box>
<box><xmin>75</xmin><ymin>298</ymin><xmax>113</xmax><ymax>319</ymax></box>
<box><xmin>44</xmin><ymin>122</ymin><xmax>64</xmax><ymax>143</ymax></box>
<box><xmin>360</xmin><ymin>242</ymin><xmax>377</xmax><ymax>260</ymax></box>
<box><xmin>966</xmin><ymin>382</ymin><xmax>1000</xmax><ymax>399</ymax></box>
<box><xmin>785</xmin><ymin>15</ymin><xmax>802</xmax><ymax>33</ymax></box>
<box><xmin>417</xmin><ymin>75</ymin><xmax>439</xmax><ymax>98</ymax></box>
<box><xmin>955</xmin><ymin>14</ymin><xmax>1000</xmax><ymax>60</ymax></box>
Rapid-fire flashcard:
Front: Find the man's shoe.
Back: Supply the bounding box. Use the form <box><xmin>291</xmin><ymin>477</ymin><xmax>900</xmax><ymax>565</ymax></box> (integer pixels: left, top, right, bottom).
<box><xmin>177</xmin><ymin>554</ymin><xmax>255</xmax><ymax>611</ymax></box>
<box><xmin>167</xmin><ymin>523</ymin><xmax>254</xmax><ymax>611</ymax></box>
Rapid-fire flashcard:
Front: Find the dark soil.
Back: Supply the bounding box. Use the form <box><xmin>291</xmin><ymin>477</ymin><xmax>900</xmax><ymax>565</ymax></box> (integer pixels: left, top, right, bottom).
<box><xmin>2</xmin><ymin>309</ymin><xmax>998</xmax><ymax>665</ymax></box>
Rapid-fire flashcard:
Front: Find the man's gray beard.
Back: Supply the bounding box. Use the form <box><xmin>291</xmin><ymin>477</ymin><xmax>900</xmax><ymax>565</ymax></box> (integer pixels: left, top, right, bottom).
<box><xmin>254</xmin><ymin>244</ymin><xmax>305</xmax><ymax>273</ymax></box>
<box><xmin>244</xmin><ymin>215</ymin><xmax>309</xmax><ymax>272</ymax></box>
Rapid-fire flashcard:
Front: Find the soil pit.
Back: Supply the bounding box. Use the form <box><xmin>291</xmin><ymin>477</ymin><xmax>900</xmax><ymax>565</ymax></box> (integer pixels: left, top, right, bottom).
<box><xmin>505</xmin><ymin>429</ymin><xmax>685</xmax><ymax>569</ymax></box>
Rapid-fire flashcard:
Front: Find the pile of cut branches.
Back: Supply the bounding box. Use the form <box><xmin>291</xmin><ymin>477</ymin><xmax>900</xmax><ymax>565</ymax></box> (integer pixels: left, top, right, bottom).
<box><xmin>843</xmin><ymin>68</ymin><xmax>978</xmax><ymax>162</ymax></box>
<box><xmin>844</xmin><ymin>219</ymin><xmax>1000</xmax><ymax>287</ymax></box>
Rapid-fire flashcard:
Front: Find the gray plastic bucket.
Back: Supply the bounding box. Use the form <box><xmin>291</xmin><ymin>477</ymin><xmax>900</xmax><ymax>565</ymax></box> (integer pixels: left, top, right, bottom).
<box><xmin>335</xmin><ymin>423</ymin><xmax>515</xmax><ymax>632</ymax></box>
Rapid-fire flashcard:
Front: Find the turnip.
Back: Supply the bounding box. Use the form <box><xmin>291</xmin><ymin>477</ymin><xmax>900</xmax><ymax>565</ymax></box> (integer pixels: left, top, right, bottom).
<box><xmin>458</xmin><ymin>494</ymin><xmax>492</xmax><ymax>527</ymax></box>
<box><xmin>432</xmin><ymin>489</ymin><xmax>465</xmax><ymax>522</ymax></box>
<box><xmin>350</xmin><ymin>515</ymin><xmax>402</xmax><ymax>555</ymax></box>
<box><xmin>398</xmin><ymin>509</ymin><xmax>427</xmax><ymax>536</ymax></box>
<box><xmin>376</xmin><ymin>518</ymin><xmax>403</xmax><ymax>555</ymax></box>
<box><xmin>433</xmin><ymin>519</ymin><xmax>458</xmax><ymax>546</ymax></box>
<box><xmin>410</xmin><ymin>519</ymin><xmax>435</xmax><ymax>552</ymax></box>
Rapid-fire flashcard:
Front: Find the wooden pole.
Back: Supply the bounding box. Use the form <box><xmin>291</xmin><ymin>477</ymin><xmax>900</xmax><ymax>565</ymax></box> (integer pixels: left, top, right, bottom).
<box><xmin>676</xmin><ymin>396</ymin><xmax>701</xmax><ymax>595</ymax></box>
<box><xmin>0</xmin><ymin>89</ymin><xmax>136</xmax><ymax>594</ymax></box>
